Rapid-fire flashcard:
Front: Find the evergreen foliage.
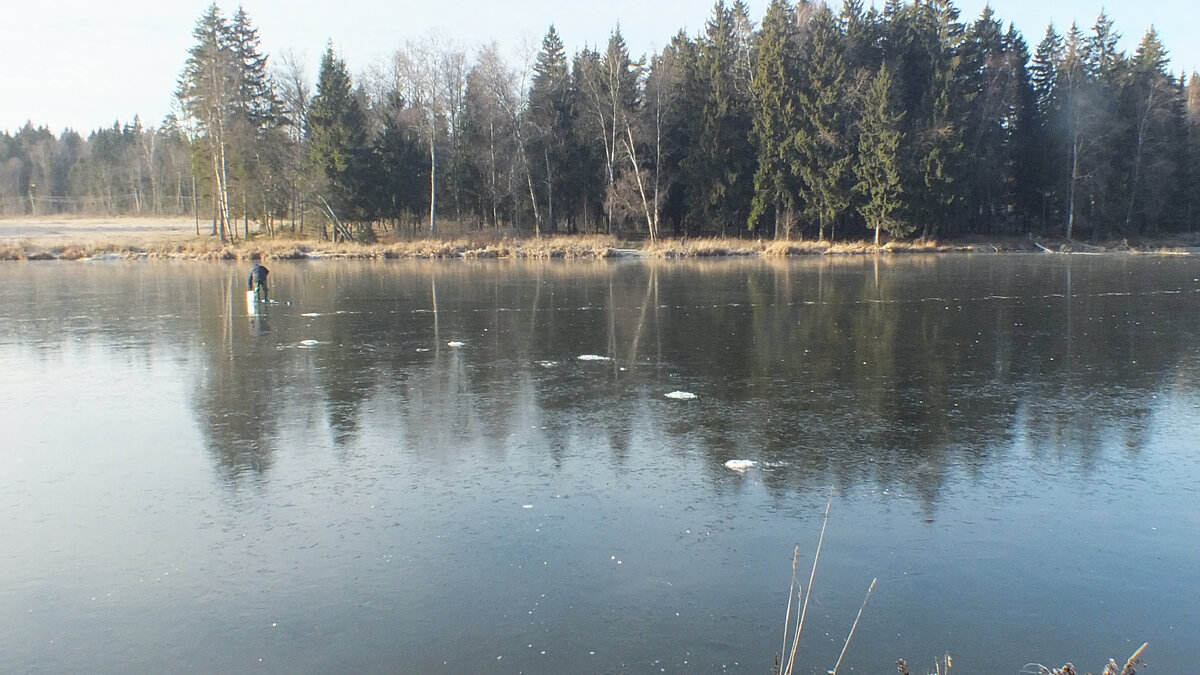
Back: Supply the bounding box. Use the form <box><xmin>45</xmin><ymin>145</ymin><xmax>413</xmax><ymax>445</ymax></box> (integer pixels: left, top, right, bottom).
<box><xmin>528</xmin><ymin>26</ymin><xmax>573</xmax><ymax>232</ymax></box>
<box><xmin>855</xmin><ymin>65</ymin><xmax>907</xmax><ymax>242</ymax></box>
<box><xmin>6</xmin><ymin>0</ymin><xmax>1200</xmax><ymax>243</ymax></box>
<box><xmin>306</xmin><ymin>45</ymin><xmax>373</xmax><ymax>230</ymax></box>
<box><xmin>683</xmin><ymin>1</ymin><xmax>757</xmax><ymax>236</ymax></box>
<box><xmin>793</xmin><ymin>4</ymin><xmax>853</xmax><ymax>241</ymax></box>
<box><xmin>749</xmin><ymin>0</ymin><xmax>801</xmax><ymax>238</ymax></box>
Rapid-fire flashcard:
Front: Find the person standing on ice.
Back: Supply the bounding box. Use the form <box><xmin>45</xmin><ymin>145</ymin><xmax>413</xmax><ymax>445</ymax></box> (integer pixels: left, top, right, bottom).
<box><xmin>248</xmin><ymin>263</ymin><xmax>269</xmax><ymax>301</ymax></box>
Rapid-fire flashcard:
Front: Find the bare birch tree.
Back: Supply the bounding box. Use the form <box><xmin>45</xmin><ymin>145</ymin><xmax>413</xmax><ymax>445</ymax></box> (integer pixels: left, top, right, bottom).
<box><xmin>178</xmin><ymin>4</ymin><xmax>236</xmax><ymax>241</ymax></box>
<box><xmin>274</xmin><ymin>49</ymin><xmax>311</xmax><ymax>232</ymax></box>
<box><xmin>390</xmin><ymin>37</ymin><xmax>466</xmax><ymax>235</ymax></box>
<box><xmin>577</xmin><ymin>29</ymin><xmax>642</xmax><ymax>235</ymax></box>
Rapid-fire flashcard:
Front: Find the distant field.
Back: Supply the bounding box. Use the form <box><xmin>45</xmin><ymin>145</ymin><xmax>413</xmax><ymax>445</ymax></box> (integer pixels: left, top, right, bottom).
<box><xmin>0</xmin><ymin>216</ymin><xmax>200</xmax><ymax>246</ymax></box>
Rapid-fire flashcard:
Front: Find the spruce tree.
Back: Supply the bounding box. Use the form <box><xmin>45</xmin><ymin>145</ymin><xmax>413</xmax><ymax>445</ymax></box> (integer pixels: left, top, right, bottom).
<box><xmin>375</xmin><ymin>91</ymin><xmax>426</xmax><ymax>227</ymax></box>
<box><xmin>177</xmin><ymin>3</ymin><xmax>238</xmax><ymax>241</ymax></box>
<box><xmin>229</xmin><ymin>7</ymin><xmax>278</xmax><ymax>129</ymax></box>
<box><xmin>227</xmin><ymin>6</ymin><xmax>283</xmax><ymax>235</ymax></box>
<box><xmin>1120</xmin><ymin>28</ymin><xmax>1181</xmax><ymax>232</ymax></box>
<box><xmin>959</xmin><ymin>7</ymin><xmax>1006</xmax><ymax>231</ymax></box>
<box><xmin>1002</xmin><ymin>25</ymin><xmax>1041</xmax><ymax>231</ymax></box>
<box><xmin>1185</xmin><ymin>72</ymin><xmax>1200</xmax><ymax>229</ymax></box>
<box><xmin>1058</xmin><ymin>23</ymin><xmax>1092</xmax><ymax>239</ymax></box>
<box><xmin>1083</xmin><ymin>11</ymin><xmax>1128</xmax><ymax>234</ymax></box>
<box><xmin>683</xmin><ymin>1</ymin><xmax>757</xmax><ymax>236</ymax></box>
<box><xmin>576</xmin><ymin>28</ymin><xmax>641</xmax><ymax>234</ymax></box>
<box><xmin>1029</xmin><ymin>26</ymin><xmax>1061</xmax><ymax>118</ymax></box>
<box><xmin>911</xmin><ymin>0</ymin><xmax>967</xmax><ymax>239</ymax></box>
<box><xmin>567</xmin><ymin>47</ymin><xmax>609</xmax><ymax>232</ymax></box>
<box><xmin>838</xmin><ymin>0</ymin><xmax>881</xmax><ymax>73</ymax></box>
<box><xmin>792</xmin><ymin>4</ymin><xmax>852</xmax><ymax>241</ymax></box>
<box><xmin>178</xmin><ymin>4</ymin><xmax>283</xmax><ymax>240</ymax></box>
<box><xmin>1029</xmin><ymin>25</ymin><xmax>1064</xmax><ymax>228</ymax></box>
<box><xmin>855</xmin><ymin>64</ymin><xmax>907</xmax><ymax>243</ymax></box>
<box><xmin>749</xmin><ymin>0</ymin><xmax>801</xmax><ymax>238</ymax></box>
<box><xmin>527</xmin><ymin>26</ymin><xmax>572</xmax><ymax>232</ymax></box>
<box><xmin>650</xmin><ymin>32</ymin><xmax>703</xmax><ymax>234</ymax></box>
<box><xmin>306</xmin><ymin>45</ymin><xmax>372</xmax><ymax>234</ymax></box>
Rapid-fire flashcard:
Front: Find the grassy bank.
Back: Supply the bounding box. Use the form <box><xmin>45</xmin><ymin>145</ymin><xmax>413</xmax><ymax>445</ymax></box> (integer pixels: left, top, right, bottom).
<box><xmin>1</xmin><ymin>228</ymin><xmax>1196</xmax><ymax>262</ymax></box>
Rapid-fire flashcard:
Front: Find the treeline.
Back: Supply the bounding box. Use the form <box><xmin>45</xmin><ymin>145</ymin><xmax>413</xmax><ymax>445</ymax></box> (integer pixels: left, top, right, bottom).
<box><xmin>0</xmin><ymin>119</ymin><xmax>194</xmax><ymax>220</ymax></box>
<box><xmin>3</xmin><ymin>0</ymin><xmax>1199</xmax><ymax>242</ymax></box>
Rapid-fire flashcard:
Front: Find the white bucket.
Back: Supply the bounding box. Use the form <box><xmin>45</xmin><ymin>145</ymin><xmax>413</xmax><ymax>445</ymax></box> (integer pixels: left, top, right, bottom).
<box><xmin>247</xmin><ymin>289</ymin><xmax>258</xmax><ymax>315</ymax></box>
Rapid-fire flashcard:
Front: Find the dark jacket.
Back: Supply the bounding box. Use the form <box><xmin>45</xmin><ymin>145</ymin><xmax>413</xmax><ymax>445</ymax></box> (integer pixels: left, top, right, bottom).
<box><xmin>248</xmin><ymin>264</ymin><xmax>269</xmax><ymax>289</ymax></box>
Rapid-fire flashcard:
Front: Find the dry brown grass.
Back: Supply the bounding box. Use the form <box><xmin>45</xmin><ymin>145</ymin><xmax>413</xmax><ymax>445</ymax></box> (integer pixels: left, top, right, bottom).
<box><xmin>1017</xmin><ymin>642</ymin><xmax>1148</xmax><ymax>675</ymax></box>
<box><xmin>0</xmin><ymin>242</ymin><xmax>29</xmax><ymax>261</ymax></box>
<box><xmin>643</xmin><ymin>236</ymin><xmax>964</xmax><ymax>258</ymax></box>
<box><xmin>0</xmin><ymin>223</ymin><xmax>1188</xmax><ymax>262</ymax></box>
<box><xmin>643</xmin><ymin>236</ymin><xmax>765</xmax><ymax>257</ymax></box>
<box><xmin>0</xmin><ymin>232</ymin><xmax>632</xmax><ymax>261</ymax></box>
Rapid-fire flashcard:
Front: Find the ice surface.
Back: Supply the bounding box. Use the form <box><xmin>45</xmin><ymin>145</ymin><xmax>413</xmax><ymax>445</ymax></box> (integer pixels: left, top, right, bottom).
<box><xmin>724</xmin><ymin>459</ymin><xmax>756</xmax><ymax>472</ymax></box>
<box><xmin>664</xmin><ymin>391</ymin><xmax>697</xmax><ymax>400</ymax></box>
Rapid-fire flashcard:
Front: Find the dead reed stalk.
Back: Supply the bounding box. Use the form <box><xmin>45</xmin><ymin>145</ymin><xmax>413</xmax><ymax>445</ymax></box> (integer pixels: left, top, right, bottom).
<box><xmin>1020</xmin><ymin>641</ymin><xmax>1148</xmax><ymax>675</ymax></box>
<box><xmin>831</xmin><ymin>577</ymin><xmax>878</xmax><ymax>675</ymax></box>
<box><xmin>777</xmin><ymin>493</ymin><xmax>876</xmax><ymax>675</ymax></box>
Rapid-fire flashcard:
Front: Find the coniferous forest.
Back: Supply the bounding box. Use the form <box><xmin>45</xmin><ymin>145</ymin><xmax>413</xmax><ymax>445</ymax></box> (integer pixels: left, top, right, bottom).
<box><xmin>3</xmin><ymin>0</ymin><xmax>1199</xmax><ymax>243</ymax></box>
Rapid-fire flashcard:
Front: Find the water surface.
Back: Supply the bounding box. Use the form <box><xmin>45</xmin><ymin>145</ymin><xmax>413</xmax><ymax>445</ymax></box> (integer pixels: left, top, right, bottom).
<box><xmin>2</xmin><ymin>255</ymin><xmax>1198</xmax><ymax>673</ymax></box>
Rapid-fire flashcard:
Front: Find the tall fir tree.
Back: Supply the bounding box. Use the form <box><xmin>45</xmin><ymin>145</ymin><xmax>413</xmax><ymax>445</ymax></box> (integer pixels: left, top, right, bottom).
<box><xmin>1185</xmin><ymin>72</ymin><xmax>1200</xmax><ymax>229</ymax></box>
<box><xmin>306</xmin><ymin>44</ymin><xmax>373</xmax><ymax>233</ymax></box>
<box><xmin>1002</xmin><ymin>24</ymin><xmax>1041</xmax><ymax>230</ymax></box>
<box><xmin>177</xmin><ymin>3</ymin><xmax>283</xmax><ymax>240</ymax></box>
<box><xmin>683</xmin><ymin>1</ymin><xmax>757</xmax><ymax>236</ymax></box>
<box><xmin>749</xmin><ymin>0</ymin><xmax>801</xmax><ymax>237</ymax></box>
<box><xmin>527</xmin><ymin>26</ymin><xmax>573</xmax><ymax>232</ymax></box>
<box><xmin>1058</xmin><ymin>23</ymin><xmax>1091</xmax><ymax>238</ymax></box>
<box><xmin>177</xmin><ymin>3</ymin><xmax>238</xmax><ymax>241</ymax></box>
<box><xmin>650</xmin><ymin>32</ymin><xmax>703</xmax><ymax>234</ymax></box>
<box><xmin>855</xmin><ymin>64</ymin><xmax>907</xmax><ymax>243</ymax></box>
<box><xmin>576</xmin><ymin>28</ymin><xmax>641</xmax><ymax>234</ymax></box>
<box><xmin>227</xmin><ymin>6</ymin><xmax>284</xmax><ymax>234</ymax></box>
<box><xmin>1119</xmin><ymin>28</ymin><xmax>1182</xmax><ymax>232</ymax></box>
<box><xmin>375</xmin><ymin>91</ymin><xmax>427</xmax><ymax>226</ymax></box>
<box><xmin>1082</xmin><ymin>11</ymin><xmax>1128</xmax><ymax>234</ymax></box>
<box><xmin>1028</xmin><ymin>25</ymin><xmax>1067</xmax><ymax>229</ymax></box>
<box><xmin>909</xmin><ymin>0</ymin><xmax>967</xmax><ymax>238</ymax></box>
<box><xmin>792</xmin><ymin>3</ymin><xmax>852</xmax><ymax>241</ymax></box>
<box><xmin>568</xmin><ymin>47</ymin><xmax>609</xmax><ymax>232</ymax></box>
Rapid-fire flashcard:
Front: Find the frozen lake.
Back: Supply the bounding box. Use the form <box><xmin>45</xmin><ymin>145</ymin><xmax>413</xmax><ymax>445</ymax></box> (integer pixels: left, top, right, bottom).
<box><xmin>2</xmin><ymin>255</ymin><xmax>1198</xmax><ymax>673</ymax></box>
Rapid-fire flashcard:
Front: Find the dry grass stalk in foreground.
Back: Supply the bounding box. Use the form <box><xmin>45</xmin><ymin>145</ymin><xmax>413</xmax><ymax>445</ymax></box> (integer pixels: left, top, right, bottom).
<box><xmin>896</xmin><ymin>634</ymin><xmax>1147</xmax><ymax>674</ymax></box>
<box><xmin>1019</xmin><ymin>642</ymin><xmax>1148</xmax><ymax>675</ymax></box>
<box><xmin>896</xmin><ymin>652</ymin><xmax>952</xmax><ymax>675</ymax></box>
<box><xmin>774</xmin><ymin>495</ymin><xmax>877</xmax><ymax>675</ymax></box>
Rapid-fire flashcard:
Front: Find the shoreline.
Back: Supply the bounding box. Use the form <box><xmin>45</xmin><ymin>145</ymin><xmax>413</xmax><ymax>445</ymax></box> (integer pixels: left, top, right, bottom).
<box><xmin>2</xmin><ymin>217</ymin><xmax>1197</xmax><ymax>261</ymax></box>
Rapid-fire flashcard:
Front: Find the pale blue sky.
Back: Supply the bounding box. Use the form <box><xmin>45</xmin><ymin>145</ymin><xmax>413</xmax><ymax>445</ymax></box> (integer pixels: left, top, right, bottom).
<box><xmin>2</xmin><ymin>0</ymin><xmax>1195</xmax><ymax>134</ymax></box>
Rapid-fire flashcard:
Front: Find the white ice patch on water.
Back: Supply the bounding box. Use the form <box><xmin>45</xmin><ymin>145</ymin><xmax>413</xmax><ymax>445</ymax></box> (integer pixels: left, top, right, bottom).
<box><xmin>415</xmin><ymin>348</ymin><xmax>431</xmax><ymax>352</ymax></box>
<box><xmin>724</xmin><ymin>459</ymin><xmax>756</xmax><ymax>472</ymax></box>
<box><xmin>298</xmin><ymin>339</ymin><xmax>321</xmax><ymax>347</ymax></box>
<box><xmin>301</xmin><ymin>312</ymin><xmax>322</xmax><ymax>317</ymax></box>
<box><xmin>537</xmin><ymin>360</ymin><xmax>559</xmax><ymax>368</ymax></box>
<box><xmin>664</xmin><ymin>391</ymin><xmax>697</xmax><ymax>400</ymax></box>
<box><xmin>447</xmin><ymin>341</ymin><xmax>465</xmax><ymax>347</ymax></box>
<box><xmin>577</xmin><ymin>354</ymin><xmax>611</xmax><ymax>361</ymax></box>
